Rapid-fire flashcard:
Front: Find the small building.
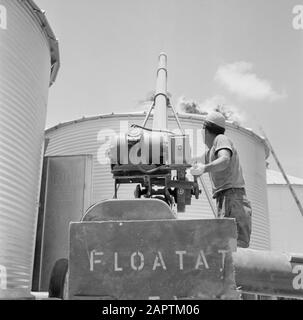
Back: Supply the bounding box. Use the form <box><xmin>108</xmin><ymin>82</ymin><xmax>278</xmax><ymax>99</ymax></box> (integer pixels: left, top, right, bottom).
<box><xmin>267</xmin><ymin>169</ymin><xmax>303</xmax><ymax>254</ymax></box>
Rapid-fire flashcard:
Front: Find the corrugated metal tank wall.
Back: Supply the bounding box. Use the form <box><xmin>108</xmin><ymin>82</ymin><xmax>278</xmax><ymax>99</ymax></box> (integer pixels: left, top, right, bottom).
<box><xmin>226</xmin><ymin>125</ymin><xmax>270</xmax><ymax>250</ymax></box>
<box><xmin>0</xmin><ymin>1</ymin><xmax>57</xmax><ymax>298</ymax></box>
<box><xmin>45</xmin><ymin>113</ymin><xmax>270</xmax><ymax>250</ymax></box>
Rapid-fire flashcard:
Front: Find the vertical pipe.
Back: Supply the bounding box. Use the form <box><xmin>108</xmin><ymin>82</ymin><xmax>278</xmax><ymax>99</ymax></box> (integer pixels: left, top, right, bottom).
<box><xmin>153</xmin><ymin>53</ymin><xmax>168</xmax><ymax>130</ymax></box>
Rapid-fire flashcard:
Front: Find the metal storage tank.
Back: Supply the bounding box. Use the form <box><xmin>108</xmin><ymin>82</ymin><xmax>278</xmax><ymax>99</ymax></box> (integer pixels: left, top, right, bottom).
<box><xmin>0</xmin><ymin>0</ymin><xmax>59</xmax><ymax>298</ymax></box>
<box><xmin>45</xmin><ymin>112</ymin><xmax>270</xmax><ymax>251</ymax></box>
<box><xmin>267</xmin><ymin>169</ymin><xmax>303</xmax><ymax>253</ymax></box>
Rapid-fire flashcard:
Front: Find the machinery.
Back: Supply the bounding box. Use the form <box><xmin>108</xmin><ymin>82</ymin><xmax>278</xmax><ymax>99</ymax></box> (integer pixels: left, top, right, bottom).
<box><xmin>109</xmin><ymin>53</ymin><xmax>199</xmax><ymax>213</ymax></box>
<box><xmin>47</xmin><ymin>54</ymin><xmax>303</xmax><ymax>300</ymax></box>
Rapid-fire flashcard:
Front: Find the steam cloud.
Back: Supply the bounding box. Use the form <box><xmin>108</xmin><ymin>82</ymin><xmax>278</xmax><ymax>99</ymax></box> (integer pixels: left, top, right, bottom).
<box><xmin>176</xmin><ymin>95</ymin><xmax>244</xmax><ymax>125</ymax></box>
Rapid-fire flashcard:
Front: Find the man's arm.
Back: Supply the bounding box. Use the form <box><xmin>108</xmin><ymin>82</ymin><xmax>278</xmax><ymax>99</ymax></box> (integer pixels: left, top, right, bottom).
<box><xmin>190</xmin><ymin>149</ymin><xmax>231</xmax><ymax>176</ymax></box>
<box><xmin>204</xmin><ymin>149</ymin><xmax>231</xmax><ymax>173</ymax></box>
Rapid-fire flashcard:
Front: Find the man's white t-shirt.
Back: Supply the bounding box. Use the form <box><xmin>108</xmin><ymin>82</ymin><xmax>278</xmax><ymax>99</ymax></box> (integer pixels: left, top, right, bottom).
<box><xmin>207</xmin><ymin>134</ymin><xmax>245</xmax><ymax>198</ymax></box>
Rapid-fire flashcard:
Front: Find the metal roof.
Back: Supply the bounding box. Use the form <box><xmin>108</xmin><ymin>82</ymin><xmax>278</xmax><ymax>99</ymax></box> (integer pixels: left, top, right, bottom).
<box><xmin>45</xmin><ymin>111</ymin><xmax>270</xmax><ymax>158</ymax></box>
<box><xmin>45</xmin><ymin>111</ymin><xmax>267</xmax><ymax>150</ymax></box>
<box><xmin>24</xmin><ymin>0</ymin><xmax>60</xmax><ymax>86</ymax></box>
<box><xmin>267</xmin><ymin>169</ymin><xmax>303</xmax><ymax>186</ymax></box>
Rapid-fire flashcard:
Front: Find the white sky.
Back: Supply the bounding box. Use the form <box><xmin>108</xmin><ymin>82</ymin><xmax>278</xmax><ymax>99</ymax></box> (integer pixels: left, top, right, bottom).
<box><xmin>37</xmin><ymin>0</ymin><xmax>303</xmax><ymax>178</ymax></box>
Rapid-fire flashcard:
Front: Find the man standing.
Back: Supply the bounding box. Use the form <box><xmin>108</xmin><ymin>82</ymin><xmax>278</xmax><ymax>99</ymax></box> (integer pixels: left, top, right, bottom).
<box><xmin>190</xmin><ymin>111</ymin><xmax>252</xmax><ymax>248</ymax></box>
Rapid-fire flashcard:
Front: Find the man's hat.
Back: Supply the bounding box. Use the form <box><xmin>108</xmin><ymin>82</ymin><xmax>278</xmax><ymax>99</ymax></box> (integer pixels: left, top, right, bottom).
<box><xmin>204</xmin><ymin>111</ymin><xmax>226</xmax><ymax>130</ymax></box>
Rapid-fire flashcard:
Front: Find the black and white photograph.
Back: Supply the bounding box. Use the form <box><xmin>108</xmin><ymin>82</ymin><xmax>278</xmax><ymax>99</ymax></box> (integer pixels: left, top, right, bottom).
<box><xmin>0</xmin><ymin>0</ymin><xmax>303</xmax><ymax>309</ymax></box>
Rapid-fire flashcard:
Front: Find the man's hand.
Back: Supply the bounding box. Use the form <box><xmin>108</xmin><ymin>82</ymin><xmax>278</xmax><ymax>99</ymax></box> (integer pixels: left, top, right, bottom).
<box><xmin>190</xmin><ymin>163</ymin><xmax>206</xmax><ymax>176</ymax></box>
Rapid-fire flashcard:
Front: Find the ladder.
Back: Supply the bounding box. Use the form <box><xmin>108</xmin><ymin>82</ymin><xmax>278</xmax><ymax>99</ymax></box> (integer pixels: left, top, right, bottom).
<box><xmin>260</xmin><ymin>127</ymin><xmax>303</xmax><ymax>217</ymax></box>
